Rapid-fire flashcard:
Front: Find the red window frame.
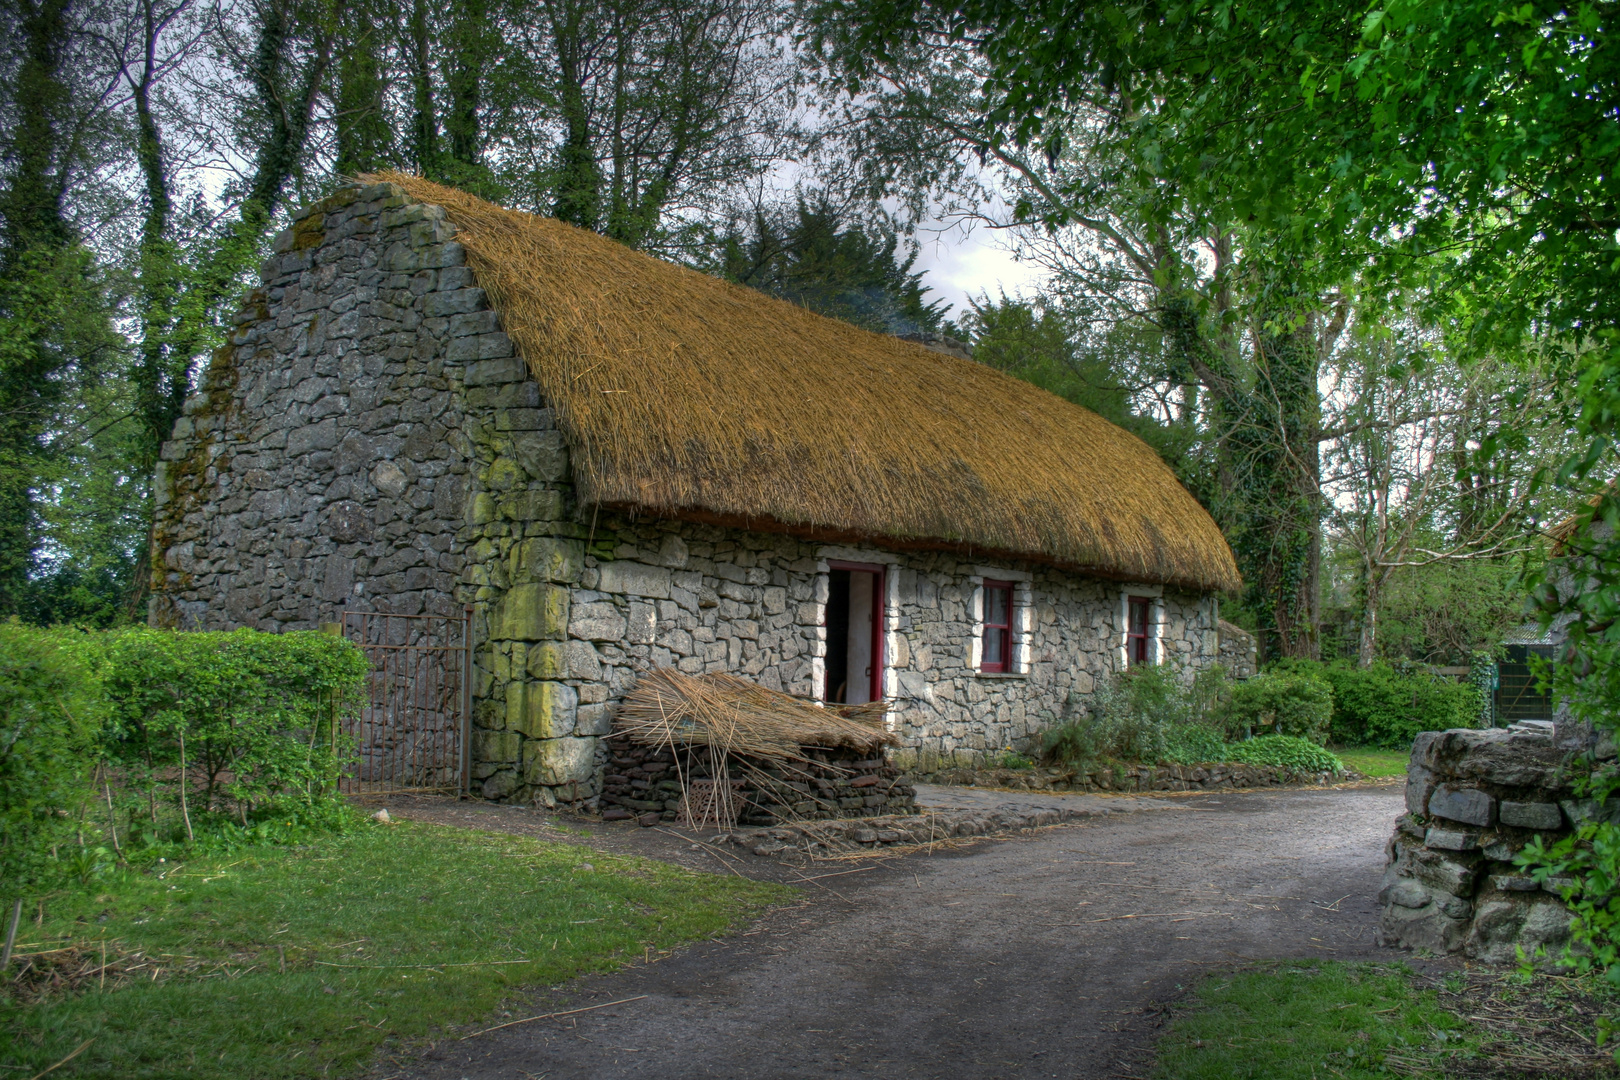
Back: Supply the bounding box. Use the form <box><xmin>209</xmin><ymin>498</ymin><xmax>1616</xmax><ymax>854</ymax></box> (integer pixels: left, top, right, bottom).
<box><xmin>981</xmin><ymin>580</ymin><xmax>1014</xmax><ymax>673</ymax></box>
<box><xmin>1127</xmin><ymin>596</ymin><xmax>1152</xmax><ymax>666</ymax></box>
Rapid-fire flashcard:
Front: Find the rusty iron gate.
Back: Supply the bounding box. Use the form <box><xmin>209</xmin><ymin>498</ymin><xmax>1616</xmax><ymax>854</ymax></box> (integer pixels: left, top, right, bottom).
<box><xmin>339</xmin><ymin>608</ymin><xmax>472</xmax><ymax>795</ymax></box>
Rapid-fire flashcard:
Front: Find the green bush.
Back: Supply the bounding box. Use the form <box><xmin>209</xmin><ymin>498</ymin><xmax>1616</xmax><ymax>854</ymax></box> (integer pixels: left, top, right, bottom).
<box><xmin>1222</xmin><ymin>669</ymin><xmax>1334</xmax><ymax>745</ymax></box>
<box><xmin>1224</xmin><ymin>735</ymin><xmax>1345</xmax><ymax>774</ymax></box>
<box><xmin>1040</xmin><ymin>664</ymin><xmax>1237</xmax><ymax>766</ymax></box>
<box><xmin>1042</xmin><ymin>665</ymin><xmax>1185</xmax><ymax>764</ymax></box>
<box><xmin>0</xmin><ymin>623</ymin><xmax>106</xmax><ymax>891</ymax></box>
<box><xmin>100</xmin><ymin>628</ymin><xmax>369</xmax><ymax>831</ymax></box>
<box><xmin>1273</xmin><ymin>658</ymin><xmax>1481</xmax><ymax>747</ymax></box>
<box><xmin>1160</xmin><ymin>723</ymin><xmax>1231</xmax><ymax>765</ymax></box>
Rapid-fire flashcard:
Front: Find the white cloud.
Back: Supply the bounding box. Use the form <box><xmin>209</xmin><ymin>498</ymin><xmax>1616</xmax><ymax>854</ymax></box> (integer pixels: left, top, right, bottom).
<box><xmin>910</xmin><ymin>222</ymin><xmax>1050</xmax><ymax>324</ymax></box>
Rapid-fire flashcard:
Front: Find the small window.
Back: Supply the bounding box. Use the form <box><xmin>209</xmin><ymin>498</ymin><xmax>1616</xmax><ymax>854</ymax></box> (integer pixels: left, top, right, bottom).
<box><xmin>982</xmin><ymin>580</ymin><xmax>1013</xmax><ymax>672</ymax></box>
<box><xmin>1127</xmin><ymin>596</ymin><xmax>1152</xmax><ymax>666</ymax></box>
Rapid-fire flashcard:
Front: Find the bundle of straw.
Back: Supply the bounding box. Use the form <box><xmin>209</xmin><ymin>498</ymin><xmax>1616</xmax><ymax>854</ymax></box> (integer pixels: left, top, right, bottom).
<box><xmin>615</xmin><ymin>668</ymin><xmax>896</xmax><ymax>760</ymax></box>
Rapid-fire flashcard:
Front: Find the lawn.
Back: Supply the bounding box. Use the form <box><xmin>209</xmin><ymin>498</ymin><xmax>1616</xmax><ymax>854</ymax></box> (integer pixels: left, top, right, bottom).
<box><xmin>1154</xmin><ymin>961</ymin><xmax>1620</xmax><ymax>1079</ymax></box>
<box><xmin>1153</xmin><ymin>962</ymin><xmax>1473</xmax><ymax>1079</ymax></box>
<box><xmin>2</xmin><ymin>819</ymin><xmax>788</xmax><ymax>1079</ymax></box>
<box><xmin>1336</xmin><ymin>747</ymin><xmax>1409</xmax><ymax>779</ymax></box>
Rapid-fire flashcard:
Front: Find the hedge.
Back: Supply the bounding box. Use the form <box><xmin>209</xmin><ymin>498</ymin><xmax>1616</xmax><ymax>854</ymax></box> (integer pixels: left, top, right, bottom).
<box><xmin>1</xmin><ymin>623</ymin><xmax>367</xmax><ymax>899</ymax></box>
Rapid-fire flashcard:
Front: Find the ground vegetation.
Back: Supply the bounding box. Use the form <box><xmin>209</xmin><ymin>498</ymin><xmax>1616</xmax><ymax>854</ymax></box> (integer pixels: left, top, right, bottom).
<box><xmin>1155</xmin><ymin>961</ymin><xmax>1620</xmax><ymax>1080</ymax></box>
<box><xmin>1</xmin><ymin>819</ymin><xmax>782</xmax><ymax>1079</ymax></box>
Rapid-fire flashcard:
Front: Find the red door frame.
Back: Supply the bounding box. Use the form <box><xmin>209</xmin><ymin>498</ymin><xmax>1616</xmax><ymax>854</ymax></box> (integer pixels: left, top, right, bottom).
<box><xmin>827</xmin><ymin>560</ymin><xmax>886</xmax><ymax>703</ymax></box>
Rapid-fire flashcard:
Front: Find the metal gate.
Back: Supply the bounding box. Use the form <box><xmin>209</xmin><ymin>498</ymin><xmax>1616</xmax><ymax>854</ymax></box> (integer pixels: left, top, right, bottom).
<box><xmin>339</xmin><ymin>608</ymin><xmax>472</xmax><ymax>795</ymax></box>
<box><xmin>1496</xmin><ymin>643</ymin><xmax>1556</xmax><ymax>723</ymax></box>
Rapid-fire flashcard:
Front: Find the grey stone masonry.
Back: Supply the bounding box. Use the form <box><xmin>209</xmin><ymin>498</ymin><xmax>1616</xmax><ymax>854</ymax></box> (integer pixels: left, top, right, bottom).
<box><xmin>1379</xmin><ymin>724</ymin><xmax>1582</xmax><ymax>966</ymax></box>
<box><xmin>151</xmin><ymin>179</ymin><xmax>1228</xmax><ymax>810</ymax></box>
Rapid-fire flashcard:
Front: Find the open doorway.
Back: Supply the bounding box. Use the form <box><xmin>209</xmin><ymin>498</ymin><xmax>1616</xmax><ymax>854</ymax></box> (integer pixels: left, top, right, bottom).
<box><xmin>824</xmin><ymin>562</ymin><xmax>885</xmax><ymax>704</ymax></box>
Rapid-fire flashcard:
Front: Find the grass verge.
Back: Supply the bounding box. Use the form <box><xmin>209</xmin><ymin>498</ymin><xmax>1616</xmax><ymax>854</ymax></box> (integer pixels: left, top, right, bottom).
<box><xmin>1336</xmin><ymin>747</ymin><xmax>1409</xmax><ymax>779</ymax></box>
<box><xmin>1155</xmin><ymin>961</ymin><xmax>1620</xmax><ymax>1079</ymax></box>
<box><xmin>1153</xmin><ymin>961</ymin><xmax>1472</xmax><ymax>1079</ymax></box>
<box><xmin>3</xmin><ymin>819</ymin><xmax>787</xmax><ymax>1079</ymax></box>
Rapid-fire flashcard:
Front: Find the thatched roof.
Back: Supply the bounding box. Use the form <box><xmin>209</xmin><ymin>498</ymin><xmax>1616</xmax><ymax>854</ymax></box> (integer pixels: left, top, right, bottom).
<box><xmin>372</xmin><ymin>173</ymin><xmax>1241</xmax><ymax>592</ymax></box>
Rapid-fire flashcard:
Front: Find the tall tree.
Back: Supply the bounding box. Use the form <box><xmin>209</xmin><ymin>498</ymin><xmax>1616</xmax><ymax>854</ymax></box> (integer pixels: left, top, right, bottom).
<box><xmin>707</xmin><ymin>198</ymin><xmax>948</xmax><ymax>334</ymax></box>
<box><xmin>0</xmin><ymin>0</ymin><xmax>120</xmax><ymax>614</ymax></box>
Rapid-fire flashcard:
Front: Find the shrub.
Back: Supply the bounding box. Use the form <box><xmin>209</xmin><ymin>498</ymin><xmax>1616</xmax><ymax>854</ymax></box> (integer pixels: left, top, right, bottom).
<box><xmin>1277</xmin><ymin>659</ymin><xmax>1481</xmax><ymax>748</ymax></box>
<box><xmin>1222</xmin><ymin>669</ymin><xmax>1333</xmax><ymax>745</ymax></box>
<box><xmin>1224</xmin><ymin>735</ymin><xmax>1344</xmax><ymax>774</ymax></box>
<box><xmin>99</xmin><ymin>627</ymin><xmax>369</xmax><ymax>832</ymax></box>
<box><xmin>1040</xmin><ymin>664</ymin><xmax>1236</xmax><ymax>766</ymax></box>
<box><xmin>1160</xmin><ymin>724</ymin><xmax>1231</xmax><ymax>765</ymax></box>
<box><xmin>0</xmin><ymin>623</ymin><xmax>106</xmax><ymax>892</ymax></box>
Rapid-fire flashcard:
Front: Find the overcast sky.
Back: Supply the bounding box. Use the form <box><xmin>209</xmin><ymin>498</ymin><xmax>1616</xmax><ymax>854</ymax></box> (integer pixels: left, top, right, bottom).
<box><xmin>909</xmin><ymin>222</ymin><xmax>1050</xmax><ymax>327</ymax></box>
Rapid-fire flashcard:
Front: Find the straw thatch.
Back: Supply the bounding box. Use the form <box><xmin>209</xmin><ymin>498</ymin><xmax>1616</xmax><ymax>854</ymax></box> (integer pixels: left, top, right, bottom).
<box><xmin>616</xmin><ymin>668</ymin><xmax>897</xmax><ymax>760</ymax></box>
<box><xmin>369</xmin><ymin>172</ymin><xmax>1241</xmax><ymax>592</ymax></box>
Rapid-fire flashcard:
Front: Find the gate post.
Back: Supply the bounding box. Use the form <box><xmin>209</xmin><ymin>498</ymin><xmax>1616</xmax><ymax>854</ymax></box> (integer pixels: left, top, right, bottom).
<box><xmin>320</xmin><ymin>620</ymin><xmax>343</xmax><ymax>767</ymax></box>
<box><xmin>461</xmin><ymin>606</ymin><xmax>473</xmax><ymax>798</ymax></box>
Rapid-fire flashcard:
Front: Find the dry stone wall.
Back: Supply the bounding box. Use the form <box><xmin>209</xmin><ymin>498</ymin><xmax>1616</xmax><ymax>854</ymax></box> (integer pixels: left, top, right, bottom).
<box><xmin>1378</xmin><ymin>723</ymin><xmax>1597</xmax><ymax>964</ymax></box>
<box><xmin>533</xmin><ymin>515</ymin><xmax>1219</xmax><ymax>787</ymax></box>
<box><xmin>151</xmin><ymin>179</ymin><xmax>1225</xmax><ymax>810</ymax></box>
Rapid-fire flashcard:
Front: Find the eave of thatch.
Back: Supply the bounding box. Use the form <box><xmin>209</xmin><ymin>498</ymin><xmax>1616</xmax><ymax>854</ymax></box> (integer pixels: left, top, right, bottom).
<box><xmin>369</xmin><ymin>173</ymin><xmax>1243</xmax><ymax>593</ymax></box>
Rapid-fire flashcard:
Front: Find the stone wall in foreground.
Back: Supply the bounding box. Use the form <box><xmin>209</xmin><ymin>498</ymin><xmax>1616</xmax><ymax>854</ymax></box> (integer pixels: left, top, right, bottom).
<box><xmin>1379</xmin><ymin>723</ymin><xmax>1596</xmax><ymax>964</ymax></box>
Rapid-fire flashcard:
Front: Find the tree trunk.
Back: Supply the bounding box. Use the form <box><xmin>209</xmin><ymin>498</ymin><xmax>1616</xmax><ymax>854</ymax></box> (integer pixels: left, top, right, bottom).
<box><xmin>334</xmin><ymin>0</ymin><xmax>390</xmax><ymax>177</ymax></box>
<box><xmin>0</xmin><ymin>0</ymin><xmax>74</xmax><ymax>612</ymax></box>
<box><xmin>552</xmin><ymin>0</ymin><xmax>601</xmax><ymax>229</ymax></box>
<box><xmin>406</xmin><ymin>0</ymin><xmax>438</xmax><ymax>174</ymax></box>
<box><xmin>444</xmin><ymin>0</ymin><xmax>487</xmax><ymax>169</ymax></box>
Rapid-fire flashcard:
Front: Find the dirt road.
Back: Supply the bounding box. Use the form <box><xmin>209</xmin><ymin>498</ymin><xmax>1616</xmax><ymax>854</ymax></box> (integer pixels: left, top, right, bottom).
<box><xmin>392</xmin><ymin>784</ymin><xmax>1404</xmax><ymax>1080</ymax></box>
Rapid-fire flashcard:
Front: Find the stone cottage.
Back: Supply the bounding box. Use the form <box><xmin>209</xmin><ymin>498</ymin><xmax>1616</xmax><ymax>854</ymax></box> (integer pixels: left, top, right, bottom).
<box><xmin>149</xmin><ymin>174</ymin><xmax>1242</xmax><ymax>806</ymax></box>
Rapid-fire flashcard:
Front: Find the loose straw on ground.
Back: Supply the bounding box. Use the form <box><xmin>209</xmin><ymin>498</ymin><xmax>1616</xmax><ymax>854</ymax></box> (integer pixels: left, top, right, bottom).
<box><xmin>460</xmin><ymin>996</ymin><xmax>649</xmax><ymax>1040</ymax></box>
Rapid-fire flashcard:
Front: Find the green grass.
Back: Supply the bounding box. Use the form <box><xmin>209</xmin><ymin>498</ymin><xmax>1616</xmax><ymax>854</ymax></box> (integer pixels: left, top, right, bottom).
<box><xmin>3</xmin><ymin>820</ymin><xmax>788</xmax><ymax>1079</ymax></box>
<box><xmin>1154</xmin><ymin>962</ymin><xmax>1472</xmax><ymax>1079</ymax></box>
<box><xmin>1336</xmin><ymin>747</ymin><xmax>1410</xmax><ymax>779</ymax></box>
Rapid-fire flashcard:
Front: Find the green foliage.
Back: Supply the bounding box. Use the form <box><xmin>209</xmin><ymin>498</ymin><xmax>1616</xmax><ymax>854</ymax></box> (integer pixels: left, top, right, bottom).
<box><xmin>1154</xmin><ymin>961</ymin><xmax>1472</xmax><ymax>1079</ymax></box>
<box><xmin>1519</xmin><ymin>490</ymin><xmax>1620</xmax><ymax>984</ymax></box>
<box><xmin>1468</xmin><ymin>652</ymin><xmax>1498</xmax><ymax>729</ymax></box>
<box><xmin>1517</xmin><ymin>808</ymin><xmax>1620</xmax><ymax>981</ymax></box>
<box><xmin>1335</xmin><ymin>748</ymin><xmax>1409</xmax><ymax>780</ymax></box>
<box><xmin>0</xmin><ymin>624</ymin><xmax>366</xmax><ymax>901</ymax></box>
<box><xmin>1159</xmin><ymin>723</ymin><xmax>1230</xmax><ymax>767</ymax></box>
<box><xmin>1364</xmin><ymin>558</ymin><xmax>1529</xmax><ymax>668</ymax></box>
<box><xmin>1269</xmin><ymin>658</ymin><xmax>1480</xmax><ymax>749</ymax></box>
<box><xmin>1041</xmin><ymin>664</ymin><xmax>1265</xmax><ymax>767</ymax></box>
<box><xmin>99</xmin><ymin>628</ymin><xmax>368</xmax><ymax>824</ymax></box>
<box><xmin>0</xmin><ymin>622</ymin><xmax>105</xmax><ymax>891</ymax></box>
<box><xmin>706</xmin><ymin>199</ymin><xmax>949</xmax><ymax>335</ymax></box>
<box><xmin>992</xmin><ymin>748</ymin><xmax>1033</xmax><ymax>770</ymax></box>
<box><xmin>1043</xmin><ymin>664</ymin><xmax>1200</xmax><ymax>764</ymax></box>
<box><xmin>3</xmin><ymin>821</ymin><xmax>786</xmax><ymax>1077</ymax></box>
<box><xmin>1223</xmin><ymin>735</ymin><xmax>1344</xmax><ymax>775</ymax></box>
<box><xmin>1222</xmin><ymin>669</ymin><xmax>1333</xmax><ymax>745</ymax></box>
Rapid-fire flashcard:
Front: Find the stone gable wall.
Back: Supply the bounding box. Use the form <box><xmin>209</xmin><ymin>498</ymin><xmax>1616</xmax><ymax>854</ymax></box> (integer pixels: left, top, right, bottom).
<box><xmin>152</xmin><ymin>180</ymin><xmax>1223</xmax><ymax>809</ymax></box>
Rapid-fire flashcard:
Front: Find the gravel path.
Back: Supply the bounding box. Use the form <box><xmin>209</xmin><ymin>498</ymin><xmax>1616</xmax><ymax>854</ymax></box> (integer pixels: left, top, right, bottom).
<box><xmin>388</xmin><ymin>784</ymin><xmax>1404</xmax><ymax>1080</ymax></box>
